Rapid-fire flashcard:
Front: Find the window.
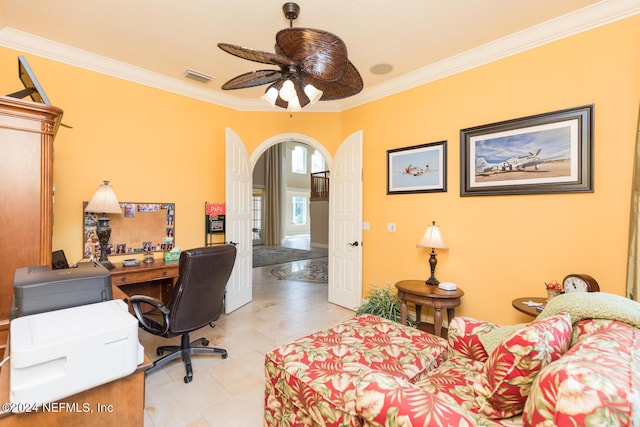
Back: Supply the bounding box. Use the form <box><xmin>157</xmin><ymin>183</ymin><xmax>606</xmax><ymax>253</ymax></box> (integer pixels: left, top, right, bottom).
<box><xmin>291</xmin><ymin>145</ymin><xmax>307</xmax><ymax>174</ymax></box>
<box><xmin>311</xmin><ymin>149</ymin><xmax>325</xmax><ymax>173</ymax></box>
<box><xmin>291</xmin><ymin>196</ymin><xmax>307</xmax><ymax>225</ymax></box>
<box><xmin>252</xmin><ymin>194</ymin><xmax>262</xmax><ymax>242</ymax></box>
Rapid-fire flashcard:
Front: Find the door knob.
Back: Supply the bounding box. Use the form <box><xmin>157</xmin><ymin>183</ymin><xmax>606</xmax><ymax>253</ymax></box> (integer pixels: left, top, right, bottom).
<box><xmin>348</xmin><ymin>241</ymin><xmax>359</xmax><ymax>247</ymax></box>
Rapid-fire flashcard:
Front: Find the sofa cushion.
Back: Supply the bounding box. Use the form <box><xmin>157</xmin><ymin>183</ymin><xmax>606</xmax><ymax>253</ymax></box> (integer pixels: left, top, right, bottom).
<box><xmin>447</xmin><ymin>316</ymin><xmax>499</xmax><ymax>362</ymax></box>
<box><xmin>357</xmin><ymin>370</ymin><xmax>492</xmax><ymax>427</ymax></box>
<box><xmin>476</xmin><ymin>312</ymin><xmax>572</xmax><ymax>418</ymax></box>
<box><xmin>414</xmin><ymin>357</ymin><xmax>485</xmax><ymax>408</ymax></box>
<box><xmin>523</xmin><ymin>319</ymin><xmax>640</xmax><ymax>426</ymax></box>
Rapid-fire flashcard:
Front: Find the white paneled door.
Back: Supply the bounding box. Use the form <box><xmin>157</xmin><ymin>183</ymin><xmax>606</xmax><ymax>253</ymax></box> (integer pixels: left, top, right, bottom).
<box><xmin>328</xmin><ymin>131</ymin><xmax>363</xmax><ymax>310</ymax></box>
<box><xmin>225</xmin><ymin>130</ymin><xmax>363</xmax><ymax>312</ymax></box>
<box><xmin>224</xmin><ymin>128</ymin><xmax>252</xmax><ymax>313</ymax></box>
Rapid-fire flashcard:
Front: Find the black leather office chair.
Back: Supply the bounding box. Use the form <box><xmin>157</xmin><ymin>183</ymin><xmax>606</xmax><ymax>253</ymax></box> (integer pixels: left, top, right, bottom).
<box><xmin>131</xmin><ymin>244</ymin><xmax>237</xmax><ymax>383</ymax></box>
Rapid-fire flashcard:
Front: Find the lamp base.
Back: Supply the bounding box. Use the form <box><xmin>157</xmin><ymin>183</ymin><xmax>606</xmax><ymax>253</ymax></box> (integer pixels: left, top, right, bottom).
<box><xmin>96</xmin><ymin>216</ymin><xmax>115</xmax><ymax>270</ymax></box>
<box><xmin>425</xmin><ymin>249</ymin><xmax>440</xmax><ymax>286</ymax></box>
<box><xmin>425</xmin><ymin>276</ymin><xmax>440</xmax><ymax>286</ymax></box>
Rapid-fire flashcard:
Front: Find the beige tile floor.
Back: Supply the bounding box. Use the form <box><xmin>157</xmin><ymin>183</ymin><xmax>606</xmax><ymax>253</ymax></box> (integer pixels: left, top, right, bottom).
<box><xmin>141</xmin><ymin>238</ymin><xmax>354</xmax><ymax>427</ymax></box>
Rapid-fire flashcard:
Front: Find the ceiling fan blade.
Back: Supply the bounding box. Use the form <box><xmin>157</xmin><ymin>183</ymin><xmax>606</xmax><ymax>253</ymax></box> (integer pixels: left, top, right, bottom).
<box><xmin>218</xmin><ymin>43</ymin><xmax>295</xmax><ymax>67</ymax></box>
<box><xmin>276</xmin><ymin>28</ymin><xmax>348</xmax><ymax>81</ymax></box>
<box><xmin>302</xmin><ymin>60</ymin><xmax>363</xmax><ymax>100</ymax></box>
<box><xmin>221</xmin><ymin>70</ymin><xmax>282</xmax><ymax>90</ymax></box>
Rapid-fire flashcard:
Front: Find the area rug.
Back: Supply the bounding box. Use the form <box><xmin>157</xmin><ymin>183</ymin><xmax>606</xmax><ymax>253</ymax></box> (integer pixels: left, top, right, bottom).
<box><xmin>253</xmin><ymin>245</ymin><xmax>327</xmax><ymax>268</ymax></box>
<box><xmin>271</xmin><ymin>259</ymin><xmax>328</xmax><ymax>284</ymax></box>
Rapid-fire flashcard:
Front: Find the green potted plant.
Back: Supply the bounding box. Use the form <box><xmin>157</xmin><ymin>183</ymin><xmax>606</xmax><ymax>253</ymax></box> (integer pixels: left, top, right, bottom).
<box><xmin>356</xmin><ymin>283</ymin><xmax>416</xmax><ymax>327</ymax></box>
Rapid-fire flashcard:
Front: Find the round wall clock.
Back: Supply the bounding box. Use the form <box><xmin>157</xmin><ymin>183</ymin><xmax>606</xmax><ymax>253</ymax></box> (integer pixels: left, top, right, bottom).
<box><xmin>562</xmin><ymin>274</ymin><xmax>600</xmax><ymax>293</ymax></box>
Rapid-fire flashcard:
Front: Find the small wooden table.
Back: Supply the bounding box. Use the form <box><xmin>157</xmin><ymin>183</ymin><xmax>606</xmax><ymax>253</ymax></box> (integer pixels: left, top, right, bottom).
<box><xmin>512</xmin><ymin>297</ymin><xmax>547</xmax><ymax>317</ymax></box>
<box><xmin>395</xmin><ymin>280</ymin><xmax>464</xmax><ymax>337</ymax></box>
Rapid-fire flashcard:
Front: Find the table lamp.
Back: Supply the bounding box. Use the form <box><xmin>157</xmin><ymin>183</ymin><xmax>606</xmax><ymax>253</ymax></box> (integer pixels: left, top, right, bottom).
<box><xmin>85</xmin><ymin>180</ymin><xmax>122</xmax><ymax>269</ymax></box>
<box><xmin>417</xmin><ymin>221</ymin><xmax>447</xmax><ymax>285</ymax></box>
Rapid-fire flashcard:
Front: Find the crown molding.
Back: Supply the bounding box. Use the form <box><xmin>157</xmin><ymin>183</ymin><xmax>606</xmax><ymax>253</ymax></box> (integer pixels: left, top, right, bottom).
<box><xmin>1</xmin><ymin>0</ymin><xmax>638</xmax><ymax>113</ymax></box>
<box><xmin>340</xmin><ymin>0</ymin><xmax>640</xmax><ymax>110</ymax></box>
<box><xmin>0</xmin><ymin>27</ymin><xmax>342</xmax><ymax>112</ymax></box>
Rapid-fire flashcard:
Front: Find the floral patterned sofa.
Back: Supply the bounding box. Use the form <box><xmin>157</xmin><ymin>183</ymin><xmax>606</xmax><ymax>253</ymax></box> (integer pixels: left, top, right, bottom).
<box><xmin>265</xmin><ymin>292</ymin><xmax>640</xmax><ymax>426</ymax></box>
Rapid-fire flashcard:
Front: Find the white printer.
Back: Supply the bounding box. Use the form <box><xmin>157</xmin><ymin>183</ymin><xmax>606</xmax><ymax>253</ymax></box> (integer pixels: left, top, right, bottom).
<box><xmin>9</xmin><ymin>299</ymin><xmax>142</xmax><ymax>409</ymax></box>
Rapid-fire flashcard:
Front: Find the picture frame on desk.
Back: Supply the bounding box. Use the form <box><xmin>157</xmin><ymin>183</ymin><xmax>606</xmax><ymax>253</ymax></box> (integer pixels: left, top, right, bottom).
<box><xmin>460</xmin><ymin>104</ymin><xmax>593</xmax><ymax>196</ymax></box>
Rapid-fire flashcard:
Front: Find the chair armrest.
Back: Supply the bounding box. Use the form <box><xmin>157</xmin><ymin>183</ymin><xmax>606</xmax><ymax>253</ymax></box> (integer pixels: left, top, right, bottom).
<box><xmin>130</xmin><ymin>294</ymin><xmax>170</xmax><ymax>335</ymax></box>
<box><xmin>447</xmin><ymin>317</ymin><xmax>499</xmax><ymax>362</ymax></box>
<box><xmin>355</xmin><ymin>371</ymin><xmax>496</xmax><ymax>427</ymax></box>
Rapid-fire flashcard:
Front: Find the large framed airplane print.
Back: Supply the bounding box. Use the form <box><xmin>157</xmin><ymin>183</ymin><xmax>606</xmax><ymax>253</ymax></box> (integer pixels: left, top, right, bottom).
<box><xmin>460</xmin><ymin>105</ymin><xmax>593</xmax><ymax>196</ymax></box>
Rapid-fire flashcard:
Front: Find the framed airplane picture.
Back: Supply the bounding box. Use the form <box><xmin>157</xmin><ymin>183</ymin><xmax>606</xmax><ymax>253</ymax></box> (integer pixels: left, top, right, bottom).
<box><xmin>460</xmin><ymin>104</ymin><xmax>594</xmax><ymax>196</ymax></box>
<box><xmin>387</xmin><ymin>140</ymin><xmax>447</xmax><ymax>194</ymax></box>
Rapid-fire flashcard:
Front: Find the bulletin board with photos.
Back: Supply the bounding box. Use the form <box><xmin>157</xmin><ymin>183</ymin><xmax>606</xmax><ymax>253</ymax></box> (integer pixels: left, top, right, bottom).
<box><xmin>83</xmin><ymin>202</ymin><xmax>175</xmax><ymax>258</ymax></box>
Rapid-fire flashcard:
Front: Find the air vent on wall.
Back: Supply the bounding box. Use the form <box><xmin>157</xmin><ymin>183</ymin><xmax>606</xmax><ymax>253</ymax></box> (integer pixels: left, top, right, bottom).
<box><xmin>184</xmin><ymin>69</ymin><xmax>213</xmax><ymax>83</ymax></box>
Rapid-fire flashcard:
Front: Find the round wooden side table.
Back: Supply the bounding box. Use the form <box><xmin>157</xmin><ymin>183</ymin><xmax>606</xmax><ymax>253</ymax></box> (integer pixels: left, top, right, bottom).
<box><xmin>511</xmin><ymin>297</ymin><xmax>547</xmax><ymax>317</ymax></box>
<box><xmin>394</xmin><ymin>280</ymin><xmax>464</xmax><ymax>337</ymax></box>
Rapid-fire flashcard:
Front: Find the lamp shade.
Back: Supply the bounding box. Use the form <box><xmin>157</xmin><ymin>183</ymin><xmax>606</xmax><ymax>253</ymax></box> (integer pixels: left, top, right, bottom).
<box><xmin>279</xmin><ymin>79</ymin><xmax>296</xmax><ymax>102</ymax></box>
<box><xmin>303</xmin><ymin>83</ymin><xmax>323</xmax><ymax>104</ymax></box>
<box><xmin>261</xmin><ymin>86</ymin><xmax>279</xmax><ymax>107</ymax></box>
<box><xmin>287</xmin><ymin>96</ymin><xmax>302</xmax><ymax>112</ymax></box>
<box><xmin>84</xmin><ymin>180</ymin><xmax>122</xmax><ymax>214</ymax></box>
<box><xmin>417</xmin><ymin>221</ymin><xmax>447</xmax><ymax>249</ymax></box>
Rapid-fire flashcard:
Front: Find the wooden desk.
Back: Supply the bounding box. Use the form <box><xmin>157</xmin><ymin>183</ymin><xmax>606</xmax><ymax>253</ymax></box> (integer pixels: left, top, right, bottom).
<box><xmin>395</xmin><ymin>280</ymin><xmax>464</xmax><ymax>338</ymax></box>
<box><xmin>0</xmin><ymin>286</ymin><xmax>151</xmax><ymax>426</ymax></box>
<box><xmin>110</xmin><ymin>260</ymin><xmax>179</xmax><ymax>303</ymax></box>
<box><xmin>512</xmin><ymin>297</ymin><xmax>547</xmax><ymax>317</ymax></box>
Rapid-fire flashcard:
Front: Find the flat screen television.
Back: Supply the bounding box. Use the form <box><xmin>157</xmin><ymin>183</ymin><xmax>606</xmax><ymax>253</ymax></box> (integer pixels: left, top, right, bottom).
<box><xmin>6</xmin><ymin>55</ymin><xmax>51</xmax><ymax>105</ymax></box>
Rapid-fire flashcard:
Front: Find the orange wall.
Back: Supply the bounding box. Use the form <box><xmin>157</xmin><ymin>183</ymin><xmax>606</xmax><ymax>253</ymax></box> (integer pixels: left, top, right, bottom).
<box><xmin>0</xmin><ymin>15</ymin><xmax>638</xmax><ymax>325</ymax></box>
<box><xmin>344</xmin><ymin>15</ymin><xmax>640</xmax><ymax>324</ymax></box>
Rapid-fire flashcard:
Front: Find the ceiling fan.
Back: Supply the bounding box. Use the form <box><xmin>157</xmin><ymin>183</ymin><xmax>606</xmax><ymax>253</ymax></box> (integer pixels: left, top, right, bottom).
<box><xmin>217</xmin><ymin>2</ymin><xmax>363</xmax><ymax>111</ymax></box>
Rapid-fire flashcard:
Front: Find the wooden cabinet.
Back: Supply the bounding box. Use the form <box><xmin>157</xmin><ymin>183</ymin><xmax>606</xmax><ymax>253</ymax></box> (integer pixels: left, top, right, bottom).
<box><xmin>0</xmin><ymin>96</ymin><xmax>63</xmax><ymax>321</ymax></box>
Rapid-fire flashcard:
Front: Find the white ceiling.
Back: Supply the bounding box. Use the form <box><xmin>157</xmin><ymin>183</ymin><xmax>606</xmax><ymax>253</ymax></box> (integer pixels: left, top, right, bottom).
<box><xmin>0</xmin><ymin>0</ymin><xmax>638</xmax><ymax>111</ymax></box>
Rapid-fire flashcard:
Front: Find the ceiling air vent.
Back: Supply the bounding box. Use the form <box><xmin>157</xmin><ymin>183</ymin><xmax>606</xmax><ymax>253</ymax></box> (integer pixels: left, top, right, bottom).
<box><xmin>184</xmin><ymin>69</ymin><xmax>213</xmax><ymax>83</ymax></box>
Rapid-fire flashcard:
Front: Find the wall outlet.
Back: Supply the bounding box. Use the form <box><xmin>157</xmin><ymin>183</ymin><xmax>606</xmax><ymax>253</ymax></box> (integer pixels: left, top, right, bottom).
<box><xmin>387</xmin><ymin>222</ymin><xmax>396</xmax><ymax>232</ymax></box>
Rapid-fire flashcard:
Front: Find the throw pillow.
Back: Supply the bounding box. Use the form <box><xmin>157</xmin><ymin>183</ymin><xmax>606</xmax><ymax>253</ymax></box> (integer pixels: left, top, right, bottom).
<box><xmin>475</xmin><ymin>313</ymin><xmax>572</xmax><ymax>419</ymax></box>
<box><xmin>447</xmin><ymin>317</ymin><xmax>499</xmax><ymax>362</ymax></box>
<box><xmin>478</xmin><ymin>324</ymin><xmax>525</xmax><ymax>355</ymax></box>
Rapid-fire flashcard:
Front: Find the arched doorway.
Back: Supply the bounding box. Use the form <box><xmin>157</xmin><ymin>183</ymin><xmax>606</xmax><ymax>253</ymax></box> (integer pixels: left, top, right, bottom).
<box><xmin>252</xmin><ymin>142</ymin><xmax>329</xmax><ymax>248</ymax></box>
<box><xmin>225</xmin><ymin>129</ymin><xmax>363</xmax><ymax>312</ymax></box>
<box><xmin>251</xmin><ymin>134</ymin><xmax>332</xmax><ymax>252</ymax></box>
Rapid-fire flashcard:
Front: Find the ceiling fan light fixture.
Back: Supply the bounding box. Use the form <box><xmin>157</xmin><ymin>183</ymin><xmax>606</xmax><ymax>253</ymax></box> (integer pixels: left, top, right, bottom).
<box><xmin>304</xmin><ymin>84</ymin><xmax>323</xmax><ymax>104</ymax></box>
<box><xmin>287</xmin><ymin>96</ymin><xmax>302</xmax><ymax>112</ymax></box>
<box><xmin>279</xmin><ymin>79</ymin><xmax>296</xmax><ymax>102</ymax></box>
<box><xmin>218</xmin><ymin>2</ymin><xmax>363</xmax><ymax>111</ymax></box>
<box><xmin>261</xmin><ymin>86</ymin><xmax>279</xmax><ymax>107</ymax></box>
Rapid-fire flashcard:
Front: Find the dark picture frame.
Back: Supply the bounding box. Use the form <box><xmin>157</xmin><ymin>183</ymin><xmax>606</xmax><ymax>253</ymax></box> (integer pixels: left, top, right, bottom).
<box><xmin>387</xmin><ymin>141</ymin><xmax>447</xmax><ymax>194</ymax></box>
<box><xmin>460</xmin><ymin>105</ymin><xmax>593</xmax><ymax>196</ymax></box>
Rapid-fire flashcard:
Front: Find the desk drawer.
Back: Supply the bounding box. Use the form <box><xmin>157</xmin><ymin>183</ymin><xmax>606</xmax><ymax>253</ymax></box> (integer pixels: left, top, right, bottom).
<box><xmin>112</xmin><ymin>269</ymin><xmax>177</xmax><ymax>286</ymax></box>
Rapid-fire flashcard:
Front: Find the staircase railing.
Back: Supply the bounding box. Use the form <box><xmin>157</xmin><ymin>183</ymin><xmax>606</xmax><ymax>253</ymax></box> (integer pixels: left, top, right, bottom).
<box><xmin>311</xmin><ymin>171</ymin><xmax>329</xmax><ymax>201</ymax></box>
